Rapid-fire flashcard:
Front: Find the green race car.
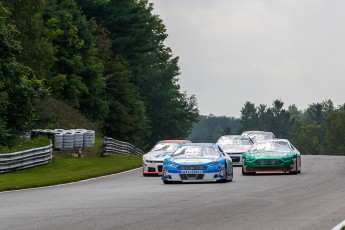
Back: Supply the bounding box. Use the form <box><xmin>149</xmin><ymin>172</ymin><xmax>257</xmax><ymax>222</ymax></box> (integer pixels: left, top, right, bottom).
<box><xmin>242</xmin><ymin>139</ymin><xmax>301</xmax><ymax>175</ymax></box>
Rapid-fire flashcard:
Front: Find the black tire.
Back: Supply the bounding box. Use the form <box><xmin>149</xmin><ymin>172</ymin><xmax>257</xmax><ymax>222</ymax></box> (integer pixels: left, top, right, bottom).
<box><xmin>298</xmin><ymin>158</ymin><xmax>301</xmax><ymax>173</ymax></box>
<box><xmin>226</xmin><ymin>165</ymin><xmax>233</xmax><ymax>182</ymax></box>
<box><xmin>242</xmin><ymin>166</ymin><xmax>249</xmax><ymax>175</ymax></box>
<box><xmin>289</xmin><ymin>158</ymin><xmax>299</xmax><ymax>175</ymax></box>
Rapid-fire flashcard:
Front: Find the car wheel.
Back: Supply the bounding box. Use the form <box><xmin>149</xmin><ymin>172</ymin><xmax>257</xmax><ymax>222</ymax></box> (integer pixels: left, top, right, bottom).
<box><xmin>289</xmin><ymin>158</ymin><xmax>299</xmax><ymax>175</ymax></box>
<box><xmin>242</xmin><ymin>166</ymin><xmax>249</xmax><ymax>175</ymax></box>
<box><xmin>227</xmin><ymin>165</ymin><xmax>233</xmax><ymax>182</ymax></box>
<box><xmin>298</xmin><ymin>158</ymin><xmax>301</xmax><ymax>173</ymax></box>
<box><xmin>242</xmin><ymin>166</ymin><xmax>255</xmax><ymax>175</ymax></box>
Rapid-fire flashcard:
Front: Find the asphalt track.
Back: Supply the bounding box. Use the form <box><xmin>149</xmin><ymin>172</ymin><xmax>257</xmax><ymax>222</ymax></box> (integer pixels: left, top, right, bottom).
<box><xmin>0</xmin><ymin>155</ymin><xmax>345</xmax><ymax>230</ymax></box>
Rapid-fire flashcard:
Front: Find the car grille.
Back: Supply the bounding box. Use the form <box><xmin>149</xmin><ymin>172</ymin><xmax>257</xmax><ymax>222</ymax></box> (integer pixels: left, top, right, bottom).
<box><xmin>148</xmin><ymin>167</ymin><xmax>156</xmax><ymax>172</ymax></box>
<box><xmin>179</xmin><ymin>174</ymin><xmax>204</xmax><ymax>180</ymax></box>
<box><xmin>177</xmin><ymin>165</ymin><xmax>207</xmax><ymax>170</ymax></box>
<box><xmin>254</xmin><ymin>160</ymin><xmax>282</xmax><ymax>165</ymax></box>
<box><xmin>230</xmin><ymin>156</ymin><xmax>241</xmax><ymax>162</ymax></box>
<box><xmin>147</xmin><ymin>160</ymin><xmax>163</xmax><ymax>163</ymax></box>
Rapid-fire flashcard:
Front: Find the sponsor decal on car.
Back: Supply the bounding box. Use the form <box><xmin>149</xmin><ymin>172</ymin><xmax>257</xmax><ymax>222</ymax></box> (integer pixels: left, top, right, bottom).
<box><xmin>180</xmin><ymin>170</ymin><xmax>203</xmax><ymax>174</ymax></box>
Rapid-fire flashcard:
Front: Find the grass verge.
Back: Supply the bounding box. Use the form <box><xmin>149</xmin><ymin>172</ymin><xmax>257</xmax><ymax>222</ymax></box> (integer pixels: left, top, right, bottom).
<box><xmin>0</xmin><ymin>136</ymin><xmax>142</xmax><ymax>192</ymax></box>
<box><xmin>0</xmin><ymin>136</ymin><xmax>51</xmax><ymax>154</ymax></box>
<box><xmin>0</xmin><ymin>154</ymin><xmax>142</xmax><ymax>192</ymax></box>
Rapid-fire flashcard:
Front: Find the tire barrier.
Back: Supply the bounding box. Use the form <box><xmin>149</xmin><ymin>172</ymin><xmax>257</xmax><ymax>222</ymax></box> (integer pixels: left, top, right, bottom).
<box><xmin>31</xmin><ymin>129</ymin><xmax>96</xmax><ymax>150</ymax></box>
<box><xmin>101</xmin><ymin>137</ymin><xmax>144</xmax><ymax>157</ymax></box>
<box><xmin>83</xmin><ymin>130</ymin><xmax>95</xmax><ymax>148</ymax></box>
<box><xmin>0</xmin><ymin>144</ymin><xmax>53</xmax><ymax>174</ymax></box>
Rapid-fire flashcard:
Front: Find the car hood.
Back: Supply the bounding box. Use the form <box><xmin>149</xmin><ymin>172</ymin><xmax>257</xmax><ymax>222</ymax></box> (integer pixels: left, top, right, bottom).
<box><xmin>144</xmin><ymin>150</ymin><xmax>173</xmax><ymax>160</ymax></box>
<box><xmin>171</xmin><ymin>156</ymin><xmax>219</xmax><ymax>164</ymax></box>
<box><xmin>245</xmin><ymin>151</ymin><xmax>294</xmax><ymax>158</ymax></box>
<box><xmin>220</xmin><ymin>144</ymin><xmax>252</xmax><ymax>153</ymax></box>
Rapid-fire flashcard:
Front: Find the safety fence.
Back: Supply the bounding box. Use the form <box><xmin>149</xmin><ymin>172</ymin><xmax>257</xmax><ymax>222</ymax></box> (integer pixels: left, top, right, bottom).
<box><xmin>101</xmin><ymin>137</ymin><xmax>144</xmax><ymax>157</ymax></box>
<box><xmin>0</xmin><ymin>144</ymin><xmax>53</xmax><ymax>173</ymax></box>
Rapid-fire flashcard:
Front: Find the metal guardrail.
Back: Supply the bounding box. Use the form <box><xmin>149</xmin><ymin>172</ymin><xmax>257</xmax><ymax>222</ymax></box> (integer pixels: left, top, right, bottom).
<box><xmin>101</xmin><ymin>137</ymin><xmax>144</xmax><ymax>157</ymax></box>
<box><xmin>0</xmin><ymin>144</ymin><xmax>53</xmax><ymax>173</ymax></box>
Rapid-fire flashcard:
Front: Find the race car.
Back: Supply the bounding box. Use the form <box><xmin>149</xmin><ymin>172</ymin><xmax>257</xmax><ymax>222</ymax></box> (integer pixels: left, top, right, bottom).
<box><xmin>216</xmin><ymin>135</ymin><xmax>253</xmax><ymax>166</ymax></box>
<box><xmin>241</xmin><ymin>130</ymin><xmax>275</xmax><ymax>143</ymax></box>
<box><xmin>162</xmin><ymin>143</ymin><xmax>233</xmax><ymax>184</ymax></box>
<box><xmin>142</xmin><ymin>140</ymin><xmax>191</xmax><ymax>176</ymax></box>
<box><xmin>242</xmin><ymin>139</ymin><xmax>301</xmax><ymax>175</ymax></box>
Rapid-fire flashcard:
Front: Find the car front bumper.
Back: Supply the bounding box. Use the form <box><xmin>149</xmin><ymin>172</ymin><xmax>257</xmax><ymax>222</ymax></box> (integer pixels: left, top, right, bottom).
<box><xmin>242</xmin><ymin>158</ymin><xmax>297</xmax><ymax>173</ymax></box>
<box><xmin>143</xmin><ymin>161</ymin><xmax>163</xmax><ymax>175</ymax></box>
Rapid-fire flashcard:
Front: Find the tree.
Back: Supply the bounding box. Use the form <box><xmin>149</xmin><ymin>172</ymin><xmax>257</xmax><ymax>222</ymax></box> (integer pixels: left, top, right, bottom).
<box><xmin>103</xmin><ymin>58</ymin><xmax>150</xmax><ymax>150</ymax></box>
<box><xmin>323</xmin><ymin>110</ymin><xmax>345</xmax><ymax>155</ymax></box>
<box><xmin>269</xmin><ymin>99</ymin><xmax>291</xmax><ymax>138</ymax></box>
<box><xmin>79</xmin><ymin>0</ymin><xmax>199</xmax><ymax>146</ymax></box>
<box><xmin>289</xmin><ymin>121</ymin><xmax>322</xmax><ymax>155</ymax></box>
<box><xmin>43</xmin><ymin>0</ymin><xmax>108</xmax><ymax>121</ymax></box>
<box><xmin>239</xmin><ymin>101</ymin><xmax>258</xmax><ymax>132</ymax></box>
<box><xmin>3</xmin><ymin>0</ymin><xmax>55</xmax><ymax>80</ymax></box>
<box><xmin>0</xmin><ymin>3</ymin><xmax>45</xmax><ymax>146</ymax></box>
<box><xmin>188</xmin><ymin>115</ymin><xmax>240</xmax><ymax>143</ymax></box>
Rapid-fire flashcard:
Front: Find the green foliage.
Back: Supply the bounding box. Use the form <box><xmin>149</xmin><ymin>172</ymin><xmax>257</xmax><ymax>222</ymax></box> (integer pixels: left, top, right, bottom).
<box><xmin>323</xmin><ymin>110</ymin><xmax>345</xmax><ymax>155</ymax></box>
<box><xmin>33</xmin><ymin>97</ymin><xmax>100</xmax><ymax>132</ymax></box>
<box><xmin>0</xmin><ymin>135</ymin><xmax>50</xmax><ymax>154</ymax></box>
<box><xmin>237</xmin><ymin>99</ymin><xmax>344</xmax><ymax>155</ymax></box>
<box><xmin>188</xmin><ymin>115</ymin><xmax>240</xmax><ymax>143</ymax></box>
<box><xmin>289</xmin><ymin>121</ymin><xmax>322</xmax><ymax>155</ymax></box>
<box><xmin>79</xmin><ymin>0</ymin><xmax>199</xmax><ymax>147</ymax></box>
<box><xmin>3</xmin><ymin>0</ymin><xmax>55</xmax><ymax>80</ymax></box>
<box><xmin>43</xmin><ymin>0</ymin><xmax>108</xmax><ymax>121</ymax></box>
<box><xmin>0</xmin><ymin>3</ymin><xmax>45</xmax><ymax>146</ymax></box>
<box><xmin>103</xmin><ymin>58</ymin><xmax>150</xmax><ymax>150</ymax></box>
<box><xmin>239</xmin><ymin>100</ymin><xmax>291</xmax><ymax>138</ymax></box>
<box><xmin>0</xmin><ymin>153</ymin><xmax>142</xmax><ymax>191</ymax></box>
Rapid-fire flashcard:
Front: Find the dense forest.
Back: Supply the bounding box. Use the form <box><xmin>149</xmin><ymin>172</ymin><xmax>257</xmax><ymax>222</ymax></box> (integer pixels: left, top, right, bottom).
<box><xmin>188</xmin><ymin>99</ymin><xmax>345</xmax><ymax>155</ymax></box>
<box><xmin>0</xmin><ymin>0</ymin><xmax>198</xmax><ymax>150</ymax></box>
<box><xmin>0</xmin><ymin>1</ymin><xmax>344</xmax><ymax>155</ymax></box>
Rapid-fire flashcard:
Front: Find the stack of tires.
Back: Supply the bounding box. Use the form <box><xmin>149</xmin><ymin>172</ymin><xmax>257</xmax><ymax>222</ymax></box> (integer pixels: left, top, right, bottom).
<box><xmin>83</xmin><ymin>130</ymin><xmax>95</xmax><ymax>148</ymax></box>
<box><xmin>73</xmin><ymin>129</ymin><xmax>85</xmax><ymax>150</ymax></box>
<box><xmin>63</xmin><ymin>130</ymin><xmax>75</xmax><ymax>150</ymax></box>
<box><xmin>31</xmin><ymin>129</ymin><xmax>96</xmax><ymax>150</ymax></box>
<box><xmin>53</xmin><ymin>130</ymin><xmax>64</xmax><ymax>150</ymax></box>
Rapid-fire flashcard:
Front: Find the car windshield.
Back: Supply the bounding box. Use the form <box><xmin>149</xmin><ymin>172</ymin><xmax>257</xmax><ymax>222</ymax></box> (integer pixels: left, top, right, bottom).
<box><xmin>247</xmin><ymin>133</ymin><xmax>274</xmax><ymax>142</ymax></box>
<box><xmin>173</xmin><ymin>146</ymin><xmax>220</xmax><ymax>158</ymax></box>
<box><xmin>151</xmin><ymin>142</ymin><xmax>181</xmax><ymax>152</ymax></box>
<box><xmin>217</xmin><ymin>137</ymin><xmax>252</xmax><ymax>145</ymax></box>
<box><xmin>250</xmin><ymin>141</ymin><xmax>291</xmax><ymax>152</ymax></box>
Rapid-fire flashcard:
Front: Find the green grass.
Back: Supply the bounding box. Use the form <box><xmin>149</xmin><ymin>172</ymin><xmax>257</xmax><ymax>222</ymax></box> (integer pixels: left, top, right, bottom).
<box><xmin>0</xmin><ymin>136</ymin><xmax>51</xmax><ymax>154</ymax></box>
<box><xmin>0</xmin><ymin>137</ymin><xmax>142</xmax><ymax>192</ymax></box>
<box><xmin>0</xmin><ymin>154</ymin><xmax>142</xmax><ymax>192</ymax></box>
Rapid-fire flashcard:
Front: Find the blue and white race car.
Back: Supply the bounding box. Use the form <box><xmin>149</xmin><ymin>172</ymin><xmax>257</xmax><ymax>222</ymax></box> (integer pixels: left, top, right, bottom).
<box><xmin>162</xmin><ymin>143</ymin><xmax>233</xmax><ymax>184</ymax></box>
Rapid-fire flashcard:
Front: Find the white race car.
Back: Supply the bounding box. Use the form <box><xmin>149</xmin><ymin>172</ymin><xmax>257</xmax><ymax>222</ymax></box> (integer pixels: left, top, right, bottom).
<box><xmin>142</xmin><ymin>140</ymin><xmax>191</xmax><ymax>176</ymax></box>
<box><xmin>216</xmin><ymin>135</ymin><xmax>253</xmax><ymax>166</ymax></box>
<box><xmin>241</xmin><ymin>130</ymin><xmax>275</xmax><ymax>143</ymax></box>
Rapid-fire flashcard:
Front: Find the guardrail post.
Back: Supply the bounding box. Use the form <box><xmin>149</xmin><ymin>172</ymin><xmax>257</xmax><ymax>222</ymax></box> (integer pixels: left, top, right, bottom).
<box><xmin>100</xmin><ymin>138</ymin><xmax>107</xmax><ymax>158</ymax></box>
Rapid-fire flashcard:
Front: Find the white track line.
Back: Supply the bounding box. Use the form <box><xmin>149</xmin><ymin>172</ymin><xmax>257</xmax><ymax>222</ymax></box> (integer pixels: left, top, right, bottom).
<box><xmin>331</xmin><ymin>220</ymin><xmax>345</xmax><ymax>230</ymax></box>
